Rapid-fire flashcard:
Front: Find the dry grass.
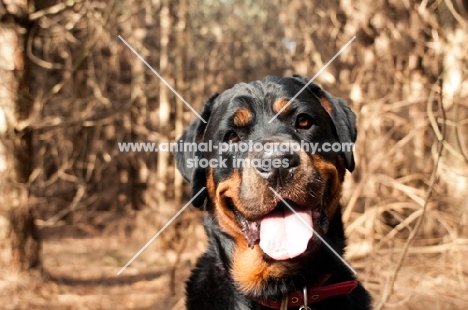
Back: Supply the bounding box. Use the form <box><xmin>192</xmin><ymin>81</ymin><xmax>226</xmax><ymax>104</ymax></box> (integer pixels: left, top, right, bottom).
<box><xmin>342</xmin><ymin>81</ymin><xmax>468</xmax><ymax>308</ymax></box>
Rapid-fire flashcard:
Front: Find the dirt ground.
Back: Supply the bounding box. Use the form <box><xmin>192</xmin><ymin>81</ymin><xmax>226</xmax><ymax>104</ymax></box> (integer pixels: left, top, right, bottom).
<box><xmin>0</xmin><ymin>209</ymin><xmax>207</xmax><ymax>310</ymax></box>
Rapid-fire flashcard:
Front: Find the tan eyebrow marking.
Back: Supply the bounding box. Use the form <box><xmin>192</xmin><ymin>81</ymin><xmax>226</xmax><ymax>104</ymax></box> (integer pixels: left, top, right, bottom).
<box><xmin>272</xmin><ymin>98</ymin><xmax>292</xmax><ymax>114</ymax></box>
<box><xmin>233</xmin><ymin>108</ymin><xmax>252</xmax><ymax>126</ymax></box>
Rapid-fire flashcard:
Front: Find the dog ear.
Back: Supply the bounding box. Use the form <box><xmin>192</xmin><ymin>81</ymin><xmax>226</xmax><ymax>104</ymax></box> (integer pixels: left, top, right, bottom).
<box><xmin>292</xmin><ymin>75</ymin><xmax>357</xmax><ymax>172</ymax></box>
<box><xmin>174</xmin><ymin>94</ymin><xmax>218</xmax><ymax>208</ymax></box>
<box><xmin>319</xmin><ymin>94</ymin><xmax>357</xmax><ymax>172</ymax></box>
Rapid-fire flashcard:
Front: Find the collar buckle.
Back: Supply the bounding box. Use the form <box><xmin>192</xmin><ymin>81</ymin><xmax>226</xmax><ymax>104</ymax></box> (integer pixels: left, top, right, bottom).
<box><xmin>298</xmin><ymin>286</ymin><xmax>312</xmax><ymax>310</ymax></box>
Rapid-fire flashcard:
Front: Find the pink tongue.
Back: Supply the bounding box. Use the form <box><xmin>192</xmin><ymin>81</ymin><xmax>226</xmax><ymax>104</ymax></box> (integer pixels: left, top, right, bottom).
<box><xmin>259</xmin><ymin>208</ymin><xmax>313</xmax><ymax>260</ymax></box>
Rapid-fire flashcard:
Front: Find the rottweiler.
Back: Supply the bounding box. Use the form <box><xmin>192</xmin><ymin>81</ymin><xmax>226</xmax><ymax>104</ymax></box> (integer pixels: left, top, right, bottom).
<box><xmin>175</xmin><ymin>75</ymin><xmax>371</xmax><ymax>309</ymax></box>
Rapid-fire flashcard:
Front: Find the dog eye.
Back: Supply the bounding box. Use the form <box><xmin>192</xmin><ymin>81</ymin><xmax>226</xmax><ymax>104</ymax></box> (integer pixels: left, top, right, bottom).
<box><xmin>295</xmin><ymin>114</ymin><xmax>313</xmax><ymax>129</ymax></box>
<box><xmin>225</xmin><ymin>131</ymin><xmax>240</xmax><ymax>142</ymax></box>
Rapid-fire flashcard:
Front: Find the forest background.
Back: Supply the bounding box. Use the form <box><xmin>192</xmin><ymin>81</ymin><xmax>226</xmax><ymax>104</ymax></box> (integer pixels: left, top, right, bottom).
<box><xmin>1</xmin><ymin>0</ymin><xmax>468</xmax><ymax>309</ymax></box>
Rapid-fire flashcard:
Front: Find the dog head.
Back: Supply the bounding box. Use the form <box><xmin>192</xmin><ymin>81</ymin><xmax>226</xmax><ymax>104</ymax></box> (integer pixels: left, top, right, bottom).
<box><xmin>175</xmin><ymin>75</ymin><xmax>357</xmax><ymax>296</ymax></box>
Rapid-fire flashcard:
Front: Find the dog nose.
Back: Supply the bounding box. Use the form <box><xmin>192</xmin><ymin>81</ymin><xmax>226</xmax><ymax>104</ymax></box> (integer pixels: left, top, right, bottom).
<box><xmin>253</xmin><ymin>150</ymin><xmax>300</xmax><ymax>185</ymax></box>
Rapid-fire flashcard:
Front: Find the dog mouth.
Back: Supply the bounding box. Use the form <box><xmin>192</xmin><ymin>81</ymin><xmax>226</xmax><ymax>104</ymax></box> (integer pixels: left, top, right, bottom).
<box><xmin>229</xmin><ymin>199</ymin><xmax>323</xmax><ymax>261</ymax></box>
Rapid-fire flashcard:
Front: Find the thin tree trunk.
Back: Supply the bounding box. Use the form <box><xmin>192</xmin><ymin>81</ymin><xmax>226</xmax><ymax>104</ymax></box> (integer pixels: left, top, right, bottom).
<box><xmin>0</xmin><ymin>0</ymin><xmax>41</xmax><ymax>271</ymax></box>
<box><xmin>156</xmin><ymin>0</ymin><xmax>171</xmax><ymax>211</ymax></box>
<box><xmin>174</xmin><ymin>0</ymin><xmax>188</xmax><ymax>205</ymax></box>
<box><xmin>129</xmin><ymin>8</ymin><xmax>148</xmax><ymax>211</ymax></box>
<box><xmin>438</xmin><ymin>1</ymin><xmax>468</xmax><ymax>197</ymax></box>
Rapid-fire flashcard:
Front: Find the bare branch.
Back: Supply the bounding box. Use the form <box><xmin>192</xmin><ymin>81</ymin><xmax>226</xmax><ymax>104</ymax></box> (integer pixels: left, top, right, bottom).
<box><xmin>29</xmin><ymin>0</ymin><xmax>84</xmax><ymax>21</ymax></box>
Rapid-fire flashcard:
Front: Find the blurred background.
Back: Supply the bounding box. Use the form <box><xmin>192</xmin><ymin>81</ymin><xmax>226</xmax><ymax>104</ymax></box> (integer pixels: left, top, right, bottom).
<box><xmin>1</xmin><ymin>0</ymin><xmax>467</xmax><ymax>309</ymax></box>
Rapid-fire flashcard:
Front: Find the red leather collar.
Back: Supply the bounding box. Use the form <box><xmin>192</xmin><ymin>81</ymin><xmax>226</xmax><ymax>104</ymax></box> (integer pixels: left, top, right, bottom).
<box><xmin>256</xmin><ymin>275</ymin><xmax>358</xmax><ymax>309</ymax></box>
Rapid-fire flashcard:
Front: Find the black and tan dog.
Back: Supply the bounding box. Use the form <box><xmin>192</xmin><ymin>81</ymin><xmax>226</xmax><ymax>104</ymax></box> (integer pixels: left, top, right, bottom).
<box><xmin>175</xmin><ymin>75</ymin><xmax>371</xmax><ymax>309</ymax></box>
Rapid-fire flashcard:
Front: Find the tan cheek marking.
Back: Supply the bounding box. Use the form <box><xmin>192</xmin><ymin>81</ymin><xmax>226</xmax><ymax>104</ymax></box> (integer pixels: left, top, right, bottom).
<box><xmin>207</xmin><ymin>169</ymin><xmax>245</xmax><ymax>240</ymax></box>
<box><xmin>233</xmin><ymin>108</ymin><xmax>252</xmax><ymax>127</ymax></box>
<box><xmin>272</xmin><ymin>98</ymin><xmax>292</xmax><ymax>114</ymax></box>
<box><xmin>310</xmin><ymin>155</ymin><xmax>342</xmax><ymax>219</ymax></box>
